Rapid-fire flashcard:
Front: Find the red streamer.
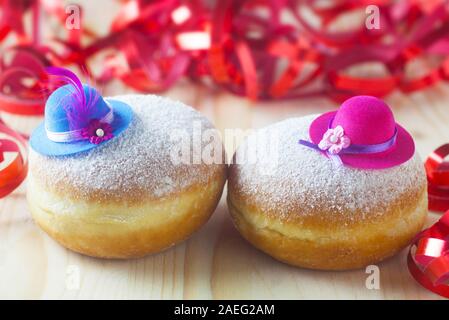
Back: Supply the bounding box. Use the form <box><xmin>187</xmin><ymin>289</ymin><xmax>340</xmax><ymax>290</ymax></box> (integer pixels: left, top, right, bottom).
<box><xmin>425</xmin><ymin>144</ymin><xmax>449</xmax><ymax>212</ymax></box>
<box><xmin>408</xmin><ymin>211</ymin><xmax>449</xmax><ymax>298</ymax></box>
<box><xmin>0</xmin><ymin>119</ymin><xmax>28</xmax><ymax>198</ymax></box>
<box><xmin>2</xmin><ymin>0</ymin><xmax>449</xmax><ymax>106</ymax></box>
<box><xmin>0</xmin><ymin>46</ymin><xmax>49</xmax><ymax>116</ymax></box>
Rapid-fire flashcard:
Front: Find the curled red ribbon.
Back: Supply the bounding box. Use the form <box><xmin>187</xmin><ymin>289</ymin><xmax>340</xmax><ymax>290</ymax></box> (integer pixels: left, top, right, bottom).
<box><xmin>0</xmin><ymin>0</ymin><xmax>92</xmax><ymax>121</ymax></box>
<box><xmin>408</xmin><ymin>211</ymin><xmax>449</xmax><ymax>298</ymax></box>
<box><xmin>0</xmin><ymin>119</ymin><xmax>28</xmax><ymax>198</ymax></box>
<box><xmin>425</xmin><ymin>144</ymin><xmax>449</xmax><ymax>212</ymax></box>
<box><xmin>0</xmin><ymin>46</ymin><xmax>49</xmax><ymax>116</ymax></box>
<box><xmin>3</xmin><ymin>0</ymin><xmax>449</xmax><ymax>103</ymax></box>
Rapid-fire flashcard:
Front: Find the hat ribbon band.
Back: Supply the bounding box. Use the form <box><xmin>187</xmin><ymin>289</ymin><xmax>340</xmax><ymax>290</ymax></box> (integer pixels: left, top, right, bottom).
<box><xmin>45</xmin><ymin>109</ymin><xmax>114</xmax><ymax>143</ymax></box>
<box><xmin>298</xmin><ymin>128</ymin><xmax>398</xmax><ymax>165</ymax></box>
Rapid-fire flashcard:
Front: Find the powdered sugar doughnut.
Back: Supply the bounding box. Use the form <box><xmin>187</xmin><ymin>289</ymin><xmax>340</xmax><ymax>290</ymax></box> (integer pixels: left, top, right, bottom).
<box><xmin>28</xmin><ymin>94</ymin><xmax>226</xmax><ymax>258</ymax></box>
<box><xmin>228</xmin><ymin>115</ymin><xmax>427</xmax><ymax>270</ymax></box>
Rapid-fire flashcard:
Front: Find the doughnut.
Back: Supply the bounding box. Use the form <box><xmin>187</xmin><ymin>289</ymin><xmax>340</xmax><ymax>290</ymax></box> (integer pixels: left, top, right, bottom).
<box><xmin>228</xmin><ymin>96</ymin><xmax>427</xmax><ymax>270</ymax></box>
<box><xmin>28</xmin><ymin>93</ymin><xmax>226</xmax><ymax>259</ymax></box>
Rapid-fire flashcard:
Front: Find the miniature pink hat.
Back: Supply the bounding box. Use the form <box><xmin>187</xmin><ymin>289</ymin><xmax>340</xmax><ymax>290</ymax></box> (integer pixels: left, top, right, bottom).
<box><xmin>299</xmin><ymin>95</ymin><xmax>415</xmax><ymax>169</ymax></box>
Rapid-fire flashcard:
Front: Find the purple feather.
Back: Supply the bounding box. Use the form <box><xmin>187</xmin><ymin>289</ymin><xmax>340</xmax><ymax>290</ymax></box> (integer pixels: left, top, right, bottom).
<box><xmin>45</xmin><ymin>67</ymin><xmax>101</xmax><ymax>130</ymax></box>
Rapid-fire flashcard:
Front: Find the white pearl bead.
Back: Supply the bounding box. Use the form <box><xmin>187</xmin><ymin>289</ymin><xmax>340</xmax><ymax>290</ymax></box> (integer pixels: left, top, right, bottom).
<box><xmin>96</xmin><ymin>128</ymin><xmax>105</xmax><ymax>137</ymax></box>
<box><xmin>329</xmin><ymin>135</ymin><xmax>338</xmax><ymax>143</ymax></box>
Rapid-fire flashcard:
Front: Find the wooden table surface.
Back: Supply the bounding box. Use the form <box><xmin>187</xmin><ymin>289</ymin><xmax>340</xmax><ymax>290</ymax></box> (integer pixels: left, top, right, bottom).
<box><xmin>0</xmin><ymin>81</ymin><xmax>447</xmax><ymax>300</ymax></box>
<box><xmin>1</xmin><ymin>1</ymin><xmax>448</xmax><ymax>300</ymax></box>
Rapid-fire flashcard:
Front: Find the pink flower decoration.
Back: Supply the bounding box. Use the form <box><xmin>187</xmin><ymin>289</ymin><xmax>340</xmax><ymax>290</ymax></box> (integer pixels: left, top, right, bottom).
<box><xmin>80</xmin><ymin>119</ymin><xmax>114</xmax><ymax>144</ymax></box>
<box><xmin>318</xmin><ymin>125</ymin><xmax>351</xmax><ymax>154</ymax></box>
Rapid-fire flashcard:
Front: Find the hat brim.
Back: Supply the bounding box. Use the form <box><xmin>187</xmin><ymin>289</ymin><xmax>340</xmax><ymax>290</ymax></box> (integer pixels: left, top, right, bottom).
<box><xmin>309</xmin><ymin>111</ymin><xmax>415</xmax><ymax>169</ymax></box>
<box><xmin>30</xmin><ymin>99</ymin><xmax>133</xmax><ymax>157</ymax></box>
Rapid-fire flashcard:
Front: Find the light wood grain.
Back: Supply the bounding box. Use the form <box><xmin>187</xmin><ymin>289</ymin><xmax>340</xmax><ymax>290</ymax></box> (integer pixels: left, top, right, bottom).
<box><xmin>0</xmin><ymin>81</ymin><xmax>447</xmax><ymax>300</ymax></box>
<box><xmin>0</xmin><ymin>1</ymin><xmax>447</xmax><ymax>299</ymax></box>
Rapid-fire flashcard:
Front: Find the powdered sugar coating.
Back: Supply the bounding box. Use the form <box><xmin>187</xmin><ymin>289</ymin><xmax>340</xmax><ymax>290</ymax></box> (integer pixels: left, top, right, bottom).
<box><xmin>29</xmin><ymin>94</ymin><xmax>224</xmax><ymax>201</ymax></box>
<box><xmin>231</xmin><ymin>115</ymin><xmax>426</xmax><ymax>220</ymax></box>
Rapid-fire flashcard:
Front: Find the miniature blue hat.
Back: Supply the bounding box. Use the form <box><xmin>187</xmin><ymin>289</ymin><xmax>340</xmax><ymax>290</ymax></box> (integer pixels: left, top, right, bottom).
<box><xmin>30</xmin><ymin>67</ymin><xmax>133</xmax><ymax>156</ymax></box>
